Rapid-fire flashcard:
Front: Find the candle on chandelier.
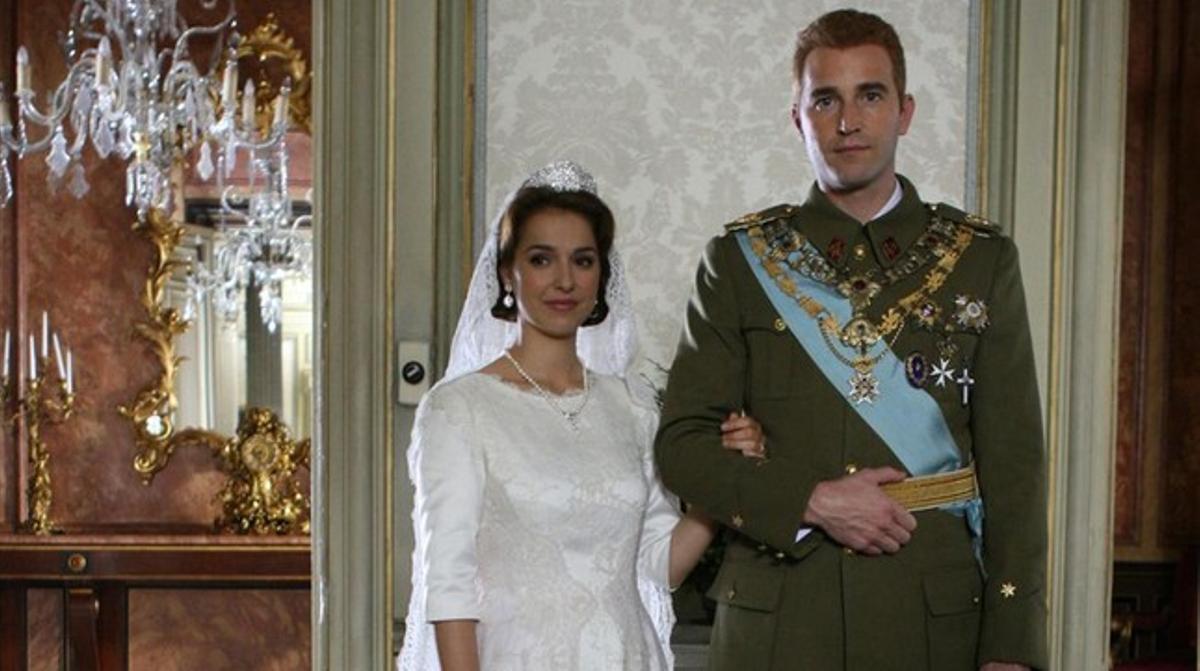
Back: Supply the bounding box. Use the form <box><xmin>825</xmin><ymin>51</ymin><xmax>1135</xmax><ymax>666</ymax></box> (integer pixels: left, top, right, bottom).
<box><xmin>28</xmin><ymin>334</ymin><xmax>36</xmax><ymax>379</ymax></box>
<box><xmin>3</xmin><ymin>329</ymin><xmax>10</xmax><ymax>378</ymax></box>
<box><xmin>221</xmin><ymin>60</ymin><xmax>238</xmax><ymax>112</ymax></box>
<box><xmin>52</xmin><ymin>333</ymin><xmax>65</xmax><ymax>380</ymax></box>
<box><xmin>242</xmin><ymin>80</ymin><xmax>256</xmax><ymax>129</ymax></box>
<box><xmin>95</xmin><ymin>37</ymin><xmax>112</xmax><ymax>85</ymax></box>
<box><xmin>273</xmin><ymin>94</ymin><xmax>286</xmax><ymax>128</ymax></box>
<box><xmin>41</xmin><ymin>311</ymin><xmax>48</xmax><ymax>357</ymax></box>
<box><xmin>0</xmin><ymin>91</ymin><xmax>10</xmax><ymax>128</ymax></box>
<box><xmin>66</xmin><ymin>349</ymin><xmax>73</xmax><ymax>393</ymax></box>
<box><xmin>15</xmin><ymin>47</ymin><xmax>30</xmax><ymax>95</ymax></box>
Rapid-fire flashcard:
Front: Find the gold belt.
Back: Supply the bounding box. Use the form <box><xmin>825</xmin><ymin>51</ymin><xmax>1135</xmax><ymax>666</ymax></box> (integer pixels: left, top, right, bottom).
<box><xmin>880</xmin><ymin>465</ymin><xmax>978</xmax><ymax>512</ymax></box>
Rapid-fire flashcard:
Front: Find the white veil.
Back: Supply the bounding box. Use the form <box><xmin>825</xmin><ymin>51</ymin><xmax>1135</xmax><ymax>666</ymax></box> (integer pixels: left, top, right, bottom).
<box><xmin>397</xmin><ymin>162</ymin><xmax>676</xmax><ymax>670</ymax></box>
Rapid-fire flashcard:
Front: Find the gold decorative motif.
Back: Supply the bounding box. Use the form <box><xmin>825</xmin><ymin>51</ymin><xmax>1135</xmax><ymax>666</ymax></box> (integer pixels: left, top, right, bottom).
<box><xmin>232</xmin><ymin>14</ymin><xmax>312</xmax><ymax>135</ymax></box>
<box><xmin>119</xmin><ymin>209</ymin><xmax>225</xmax><ymax>483</ymax></box>
<box><xmin>66</xmin><ymin>553</ymin><xmax>88</xmax><ymax>573</ymax></box>
<box><xmin>746</xmin><ymin>220</ymin><xmax>975</xmax><ymax>403</ymax></box>
<box><xmin>214</xmin><ymin>407</ymin><xmax>310</xmax><ymax>535</ymax></box>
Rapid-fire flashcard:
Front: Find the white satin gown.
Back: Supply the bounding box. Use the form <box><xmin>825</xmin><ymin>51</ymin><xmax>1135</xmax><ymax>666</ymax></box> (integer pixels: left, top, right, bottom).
<box><xmin>397</xmin><ymin>371</ymin><xmax>679</xmax><ymax>671</ymax></box>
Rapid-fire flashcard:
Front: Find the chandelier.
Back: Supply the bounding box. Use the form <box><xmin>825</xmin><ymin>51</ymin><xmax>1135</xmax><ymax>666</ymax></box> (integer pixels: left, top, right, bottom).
<box><xmin>0</xmin><ymin>2</ymin><xmax>312</xmax><ymax>333</ymax></box>
<box><xmin>0</xmin><ymin>0</ymin><xmax>242</xmax><ymax>214</ymax></box>
<box><xmin>185</xmin><ymin>83</ymin><xmax>313</xmax><ymax>334</ymax></box>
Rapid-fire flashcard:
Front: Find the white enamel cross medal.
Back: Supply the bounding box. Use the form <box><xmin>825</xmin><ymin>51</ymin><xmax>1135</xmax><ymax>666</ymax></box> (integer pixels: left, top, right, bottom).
<box><xmin>848</xmin><ymin>369</ymin><xmax>880</xmax><ymax>405</ymax></box>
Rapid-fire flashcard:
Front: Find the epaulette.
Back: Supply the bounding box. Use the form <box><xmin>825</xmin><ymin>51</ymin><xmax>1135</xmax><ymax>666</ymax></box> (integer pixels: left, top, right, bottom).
<box><xmin>931</xmin><ymin>202</ymin><xmax>1002</xmax><ymax>238</ymax></box>
<box><xmin>724</xmin><ymin>204</ymin><xmax>801</xmax><ymax>234</ymax></box>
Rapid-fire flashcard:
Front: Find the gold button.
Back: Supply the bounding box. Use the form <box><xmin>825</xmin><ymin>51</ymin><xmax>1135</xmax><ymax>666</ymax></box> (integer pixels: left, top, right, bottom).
<box><xmin>726</xmin><ymin>588</ymin><xmax>737</xmax><ymax>600</ymax></box>
<box><xmin>843</xmin><ymin>547</ymin><xmax>855</xmax><ymax>556</ymax></box>
<box><xmin>844</xmin><ymin>463</ymin><xmax>858</xmax><ymax>474</ymax></box>
<box><xmin>774</xmin><ymin>551</ymin><xmax>786</xmax><ymax>560</ymax></box>
<box><xmin>853</xmin><ymin>244</ymin><xmax>867</xmax><ymax>260</ymax></box>
<box><xmin>731</xmin><ymin>514</ymin><xmax>744</xmax><ymax>529</ymax></box>
<box><xmin>773</xmin><ymin>317</ymin><xmax>787</xmax><ymax>332</ymax></box>
<box><xmin>972</xmin><ymin>596</ymin><xmax>980</xmax><ymax>604</ymax></box>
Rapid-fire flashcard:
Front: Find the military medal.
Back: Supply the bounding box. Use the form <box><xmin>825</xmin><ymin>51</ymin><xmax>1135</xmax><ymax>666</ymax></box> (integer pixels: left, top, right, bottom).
<box><xmin>954</xmin><ymin>294</ymin><xmax>990</xmax><ymax>331</ymax></box>
<box><xmin>956</xmin><ymin>366</ymin><xmax>975</xmax><ymax>406</ymax></box>
<box><xmin>932</xmin><ymin>358</ymin><xmax>956</xmax><ymax>388</ymax></box>
<box><xmin>848</xmin><ymin>368</ymin><xmax>880</xmax><ymax>404</ymax></box>
<box><xmin>904</xmin><ymin>352</ymin><xmax>929</xmax><ymax>388</ymax></box>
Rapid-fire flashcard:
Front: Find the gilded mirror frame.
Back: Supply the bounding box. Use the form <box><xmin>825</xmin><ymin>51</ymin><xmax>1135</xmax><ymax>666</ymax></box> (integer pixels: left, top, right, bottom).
<box><xmin>115</xmin><ymin>14</ymin><xmax>315</xmax><ymax>535</ymax></box>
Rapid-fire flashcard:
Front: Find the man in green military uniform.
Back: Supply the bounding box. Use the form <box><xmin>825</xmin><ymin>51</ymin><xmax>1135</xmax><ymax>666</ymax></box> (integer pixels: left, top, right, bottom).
<box><xmin>655</xmin><ymin>9</ymin><xmax>1047</xmax><ymax>671</ymax></box>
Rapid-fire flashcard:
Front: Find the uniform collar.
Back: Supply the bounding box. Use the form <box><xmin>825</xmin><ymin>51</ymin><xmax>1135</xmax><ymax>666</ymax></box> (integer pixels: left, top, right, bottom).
<box><xmin>792</xmin><ymin>174</ymin><xmax>927</xmax><ymax>269</ymax></box>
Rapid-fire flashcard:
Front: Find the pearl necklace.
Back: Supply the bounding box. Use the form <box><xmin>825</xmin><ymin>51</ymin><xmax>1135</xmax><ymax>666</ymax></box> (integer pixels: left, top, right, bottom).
<box><xmin>503</xmin><ymin>351</ymin><xmax>590</xmax><ymax>429</ymax></box>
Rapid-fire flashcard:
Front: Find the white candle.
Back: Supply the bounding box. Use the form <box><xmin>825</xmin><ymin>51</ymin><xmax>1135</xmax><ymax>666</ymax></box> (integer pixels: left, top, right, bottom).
<box><xmin>0</xmin><ymin>93</ymin><xmax>10</xmax><ymax>128</ymax></box>
<box><xmin>221</xmin><ymin>60</ymin><xmax>238</xmax><ymax>111</ymax></box>
<box><xmin>28</xmin><ymin>334</ymin><xmax>36</xmax><ymax>379</ymax></box>
<box><xmin>52</xmin><ymin>333</ymin><xmax>65</xmax><ymax>379</ymax></box>
<box><xmin>241</xmin><ymin>80</ymin><xmax>256</xmax><ymax>128</ymax></box>
<box><xmin>273</xmin><ymin>94</ymin><xmax>286</xmax><ymax>128</ymax></box>
<box><xmin>15</xmin><ymin>47</ymin><xmax>30</xmax><ymax>94</ymax></box>
<box><xmin>3</xmin><ymin>330</ymin><xmax>10</xmax><ymax>378</ymax></box>
<box><xmin>96</xmin><ymin>37</ymin><xmax>112</xmax><ymax>85</ymax></box>
<box><xmin>66</xmin><ymin>349</ymin><xmax>73</xmax><ymax>393</ymax></box>
<box><xmin>41</xmin><ymin>311</ymin><xmax>48</xmax><ymax>357</ymax></box>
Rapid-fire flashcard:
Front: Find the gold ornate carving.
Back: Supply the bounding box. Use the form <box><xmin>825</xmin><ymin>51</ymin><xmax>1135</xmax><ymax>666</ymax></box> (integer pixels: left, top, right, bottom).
<box><xmin>234</xmin><ymin>13</ymin><xmax>312</xmax><ymax>135</ymax></box>
<box><xmin>5</xmin><ymin>363</ymin><xmax>75</xmax><ymax>534</ymax></box>
<box><xmin>214</xmin><ymin>407</ymin><xmax>310</xmax><ymax>535</ymax></box>
<box><xmin>119</xmin><ymin>210</ymin><xmax>225</xmax><ymax>483</ymax></box>
<box><xmin>116</xmin><ymin>10</ymin><xmax>313</xmax><ymax>532</ymax></box>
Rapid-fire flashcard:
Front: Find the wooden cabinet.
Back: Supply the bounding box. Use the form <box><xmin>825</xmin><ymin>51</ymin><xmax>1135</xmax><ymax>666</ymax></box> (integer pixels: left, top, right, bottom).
<box><xmin>0</xmin><ymin>536</ymin><xmax>309</xmax><ymax>671</ymax></box>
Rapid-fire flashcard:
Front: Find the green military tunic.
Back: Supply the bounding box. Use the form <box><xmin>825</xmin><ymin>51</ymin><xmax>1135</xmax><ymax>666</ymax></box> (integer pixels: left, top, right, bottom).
<box><xmin>655</xmin><ymin>176</ymin><xmax>1048</xmax><ymax>670</ymax></box>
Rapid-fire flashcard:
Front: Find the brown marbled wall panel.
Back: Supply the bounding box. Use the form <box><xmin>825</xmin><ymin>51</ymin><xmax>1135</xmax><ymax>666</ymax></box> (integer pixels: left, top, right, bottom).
<box><xmin>1115</xmin><ymin>2</ymin><xmax>1155</xmax><ymax>547</ymax></box>
<box><xmin>14</xmin><ymin>0</ymin><xmax>218</xmax><ymax>529</ymax></box>
<box><xmin>5</xmin><ymin>0</ymin><xmax>311</xmax><ymax>530</ymax></box>
<box><xmin>26</xmin><ymin>588</ymin><xmax>64</xmax><ymax>671</ymax></box>
<box><xmin>1162</xmin><ymin>0</ymin><xmax>1200</xmax><ymax>544</ymax></box>
<box><xmin>1</xmin><ymin>0</ymin><xmax>18</xmax><ymax>529</ymax></box>
<box><xmin>128</xmin><ymin>589</ymin><xmax>310</xmax><ymax>670</ymax></box>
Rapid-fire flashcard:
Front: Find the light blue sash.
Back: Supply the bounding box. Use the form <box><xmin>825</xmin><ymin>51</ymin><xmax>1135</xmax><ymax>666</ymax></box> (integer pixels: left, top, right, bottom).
<box><xmin>734</xmin><ymin>231</ymin><xmax>983</xmax><ymax>546</ymax></box>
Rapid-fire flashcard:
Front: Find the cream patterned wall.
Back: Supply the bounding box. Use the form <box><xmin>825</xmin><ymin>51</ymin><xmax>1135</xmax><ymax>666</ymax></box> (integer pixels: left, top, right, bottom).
<box><xmin>484</xmin><ymin>0</ymin><xmax>973</xmax><ymax>368</ymax></box>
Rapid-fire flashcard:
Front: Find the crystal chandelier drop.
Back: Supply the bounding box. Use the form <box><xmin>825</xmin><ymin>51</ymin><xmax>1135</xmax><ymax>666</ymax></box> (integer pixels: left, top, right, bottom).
<box><xmin>0</xmin><ymin>0</ymin><xmax>241</xmax><ymax>215</ymax></box>
<box><xmin>185</xmin><ymin>84</ymin><xmax>312</xmax><ymax>334</ymax></box>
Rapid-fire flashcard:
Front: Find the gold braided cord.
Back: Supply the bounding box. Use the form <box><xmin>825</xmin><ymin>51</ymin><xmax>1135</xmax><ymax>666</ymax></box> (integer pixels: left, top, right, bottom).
<box><xmin>880</xmin><ymin>465</ymin><xmax>978</xmax><ymax>512</ymax></box>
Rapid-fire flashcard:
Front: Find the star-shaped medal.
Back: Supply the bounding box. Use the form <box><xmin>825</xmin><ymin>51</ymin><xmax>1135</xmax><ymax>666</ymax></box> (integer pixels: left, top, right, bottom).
<box><xmin>848</xmin><ymin>370</ymin><xmax>880</xmax><ymax>404</ymax></box>
<box><xmin>1000</xmin><ymin>582</ymin><xmax>1017</xmax><ymax>598</ymax></box>
<box><xmin>932</xmin><ymin>358</ymin><xmax>956</xmax><ymax>388</ymax></box>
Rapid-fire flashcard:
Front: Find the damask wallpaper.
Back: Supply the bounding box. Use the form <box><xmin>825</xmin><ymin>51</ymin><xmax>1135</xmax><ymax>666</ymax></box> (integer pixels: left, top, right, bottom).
<box><xmin>484</xmin><ymin>0</ymin><xmax>973</xmax><ymax>367</ymax></box>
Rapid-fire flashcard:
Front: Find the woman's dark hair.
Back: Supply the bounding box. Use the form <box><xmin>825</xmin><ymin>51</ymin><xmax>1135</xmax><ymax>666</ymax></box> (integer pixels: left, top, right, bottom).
<box><xmin>491</xmin><ymin>186</ymin><xmax>615</xmax><ymax>326</ymax></box>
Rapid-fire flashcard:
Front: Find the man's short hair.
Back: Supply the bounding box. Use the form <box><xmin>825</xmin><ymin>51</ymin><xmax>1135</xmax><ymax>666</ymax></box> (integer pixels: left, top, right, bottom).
<box><xmin>793</xmin><ymin>9</ymin><xmax>907</xmax><ymax>98</ymax></box>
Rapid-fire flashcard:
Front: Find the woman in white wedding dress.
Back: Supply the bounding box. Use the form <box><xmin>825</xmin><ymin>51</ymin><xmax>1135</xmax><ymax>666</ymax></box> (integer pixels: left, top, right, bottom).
<box><xmin>397</xmin><ymin>162</ymin><xmax>765</xmax><ymax>671</ymax></box>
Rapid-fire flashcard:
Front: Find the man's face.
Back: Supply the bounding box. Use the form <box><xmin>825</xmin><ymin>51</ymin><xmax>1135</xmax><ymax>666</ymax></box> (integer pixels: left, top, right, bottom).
<box><xmin>792</xmin><ymin>44</ymin><xmax>914</xmax><ymax>195</ymax></box>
